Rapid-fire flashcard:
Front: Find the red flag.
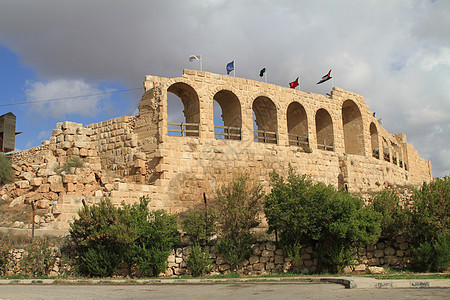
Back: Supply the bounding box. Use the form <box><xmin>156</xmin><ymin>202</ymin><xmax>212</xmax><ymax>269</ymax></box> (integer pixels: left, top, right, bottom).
<box><xmin>289</xmin><ymin>77</ymin><xmax>299</xmax><ymax>89</ymax></box>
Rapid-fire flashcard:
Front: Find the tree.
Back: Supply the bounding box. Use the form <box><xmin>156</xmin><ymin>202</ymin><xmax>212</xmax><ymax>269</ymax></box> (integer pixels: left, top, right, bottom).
<box><xmin>0</xmin><ymin>154</ymin><xmax>14</xmax><ymax>186</ymax></box>
<box><xmin>369</xmin><ymin>190</ymin><xmax>407</xmax><ymax>240</ymax></box>
<box><xmin>408</xmin><ymin>177</ymin><xmax>450</xmax><ymax>271</ymax></box>
<box><xmin>214</xmin><ymin>174</ymin><xmax>264</xmax><ymax>269</ymax></box>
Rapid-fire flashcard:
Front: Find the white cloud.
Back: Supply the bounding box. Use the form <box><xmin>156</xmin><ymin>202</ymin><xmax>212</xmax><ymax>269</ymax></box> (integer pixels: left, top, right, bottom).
<box><xmin>0</xmin><ymin>0</ymin><xmax>448</xmax><ymax>176</ymax></box>
<box><xmin>24</xmin><ymin>79</ymin><xmax>109</xmax><ymax>118</ymax></box>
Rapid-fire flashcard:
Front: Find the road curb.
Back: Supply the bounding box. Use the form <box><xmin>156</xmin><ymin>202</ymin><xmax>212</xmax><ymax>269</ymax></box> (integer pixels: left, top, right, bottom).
<box><xmin>0</xmin><ymin>277</ymin><xmax>448</xmax><ymax>289</ymax></box>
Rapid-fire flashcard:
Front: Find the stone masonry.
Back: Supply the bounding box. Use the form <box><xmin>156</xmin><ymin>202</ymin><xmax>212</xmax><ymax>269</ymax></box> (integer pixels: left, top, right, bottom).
<box><xmin>1</xmin><ymin>69</ymin><xmax>432</xmax><ymax>230</ymax></box>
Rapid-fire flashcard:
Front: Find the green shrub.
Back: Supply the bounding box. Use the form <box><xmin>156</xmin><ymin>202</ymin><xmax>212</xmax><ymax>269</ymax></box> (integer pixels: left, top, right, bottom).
<box><xmin>77</xmin><ymin>244</ymin><xmax>121</xmax><ymax>277</ymax></box>
<box><xmin>181</xmin><ymin>205</ymin><xmax>214</xmax><ymax>277</ymax></box>
<box><xmin>122</xmin><ymin>198</ymin><xmax>180</xmax><ymax>277</ymax></box>
<box><xmin>70</xmin><ymin>198</ymin><xmax>124</xmax><ymax>277</ymax></box>
<box><xmin>70</xmin><ymin>197</ymin><xmax>179</xmax><ymax>277</ymax></box>
<box><xmin>186</xmin><ymin>244</ymin><xmax>211</xmax><ymax>277</ymax></box>
<box><xmin>408</xmin><ymin>177</ymin><xmax>449</xmax><ymax>271</ymax></box>
<box><xmin>214</xmin><ymin>174</ymin><xmax>264</xmax><ymax>269</ymax></box>
<box><xmin>370</xmin><ymin>190</ymin><xmax>407</xmax><ymax>240</ymax></box>
<box><xmin>264</xmin><ymin>167</ymin><xmax>381</xmax><ymax>273</ymax></box>
<box><xmin>412</xmin><ymin>232</ymin><xmax>450</xmax><ymax>272</ymax></box>
<box><xmin>0</xmin><ymin>154</ymin><xmax>14</xmax><ymax>186</ymax></box>
<box><xmin>181</xmin><ymin>207</ymin><xmax>215</xmax><ymax>247</ymax></box>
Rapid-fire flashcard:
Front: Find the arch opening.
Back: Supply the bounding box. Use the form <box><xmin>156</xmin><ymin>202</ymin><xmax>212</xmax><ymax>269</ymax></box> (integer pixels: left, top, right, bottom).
<box><xmin>213</xmin><ymin>90</ymin><xmax>242</xmax><ymax>140</ymax></box>
<box><xmin>253</xmin><ymin>96</ymin><xmax>277</xmax><ymax>144</ymax></box>
<box><xmin>342</xmin><ymin>100</ymin><xmax>364</xmax><ymax>155</ymax></box>
<box><xmin>370</xmin><ymin>122</ymin><xmax>379</xmax><ymax>159</ymax></box>
<box><xmin>315</xmin><ymin>108</ymin><xmax>334</xmax><ymax>151</ymax></box>
<box><xmin>167</xmin><ymin>82</ymin><xmax>200</xmax><ymax>137</ymax></box>
<box><xmin>287</xmin><ymin>102</ymin><xmax>309</xmax><ymax>148</ymax></box>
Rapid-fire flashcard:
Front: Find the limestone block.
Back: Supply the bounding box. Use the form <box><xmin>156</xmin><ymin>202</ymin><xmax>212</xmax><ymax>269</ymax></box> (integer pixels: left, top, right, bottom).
<box><xmin>373</xmin><ymin>249</ymin><xmax>384</xmax><ymax>258</ymax></box>
<box><xmin>20</xmin><ymin>172</ymin><xmax>33</xmax><ymax>181</ymax></box>
<box><xmin>261</xmin><ymin>250</ymin><xmax>274</xmax><ymax>257</ymax></box>
<box><xmin>260</xmin><ymin>256</ymin><xmax>270</xmax><ymax>263</ymax></box>
<box><xmin>368</xmin><ymin>266</ymin><xmax>385</xmax><ymax>274</ymax></box>
<box><xmin>274</xmin><ymin>255</ymin><xmax>284</xmax><ymax>265</ymax></box>
<box><xmin>62</xmin><ymin>174</ymin><xmax>78</xmax><ymax>184</ymax></box>
<box><xmin>36</xmin><ymin>184</ymin><xmax>50</xmax><ymax>193</ymax></box>
<box><xmin>266</xmin><ymin>243</ymin><xmax>276</xmax><ymax>251</ymax></box>
<box><xmin>218</xmin><ymin>263</ymin><xmax>230</xmax><ymax>272</ymax></box>
<box><xmin>384</xmin><ymin>247</ymin><xmax>395</xmax><ymax>256</ymax></box>
<box><xmin>248</xmin><ymin>255</ymin><xmax>259</xmax><ymax>265</ymax></box>
<box><xmin>37</xmin><ymin>200</ymin><xmax>50</xmax><ymax>209</ymax></box>
<box><xmin>15</xmin><ymin>180</ymin><xmax>30</xmax><ymax>189</ymax></box>
<box><xmin>353</xmin><ymin>264</ymin><xmax>367</xmax><ymax>272</ymax></box>
<box><xmin>8</xmin><ymin>196</ymin><xmax>24</xmax><ymax>208</ymax></box>
<box><xmin>368</xmin><ymin>258</ymin><xmax>380</xmax><ymax>266</ymax></box>
<box><xmin>252</xmin><ymin>263</ymin><xmax>264</xmax><ymax>271</ymax></box>
<box><xmin>384</xmin><ymin>256</ymin><xmax>399</xmax><ymax>265</ymax></box>
<box><xmin>399</xmin><ymin>243</ymin><xmax>408</xmax><ymax>250</ymax></box>
<box><xmin>79</xmin><ymin>148</ymin><xmax>88</xmax><ymax>157</ymax></box>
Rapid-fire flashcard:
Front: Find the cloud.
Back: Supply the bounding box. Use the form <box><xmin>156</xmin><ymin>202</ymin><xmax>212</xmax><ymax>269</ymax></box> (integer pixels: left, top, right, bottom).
<box><xmin>0</xmin><ymin>0</ymin><xmax>448</xmax><ymax>176</ymax></box>
<box><xmin>24</xmin><ymin>79</ymin><xmax>109</xmax><ymax>119</ymax></box>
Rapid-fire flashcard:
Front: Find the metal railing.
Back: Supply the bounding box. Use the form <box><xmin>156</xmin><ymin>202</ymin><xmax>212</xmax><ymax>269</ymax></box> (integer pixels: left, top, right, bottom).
<box><xmin>167</xmin><ymin>122</ymin><xmax>200</xmax><ymax>137</ymax></box>
<box><xmin>372</xmin><ymin>148</ymin><xmax>380</xmax><ymax>159</ymax></box>
<box><xmin>317</xmin><ymin>140</ymin><xmax>334</xmax><ymax>151</ymax></box>
<box><xmin>214</xmin><ymin>125</ymin><xmax>242</xmax><ymax>140</ymax></box>
<box><xmin>254</xmin><ymin>129</ymin><xmax>277</xmax><ymax>144</ymax></box>
<box><xmin>288</xmin><ymin>133</ymin><xmax>309</xmax><ymax>147</ymax></box>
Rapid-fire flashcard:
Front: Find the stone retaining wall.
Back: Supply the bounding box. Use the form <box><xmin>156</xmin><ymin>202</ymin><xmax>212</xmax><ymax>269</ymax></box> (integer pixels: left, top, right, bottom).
<box><xmin>2</xmin><ymin>238</ymin><xmax>412</xmax><ymax>277</ymax></box>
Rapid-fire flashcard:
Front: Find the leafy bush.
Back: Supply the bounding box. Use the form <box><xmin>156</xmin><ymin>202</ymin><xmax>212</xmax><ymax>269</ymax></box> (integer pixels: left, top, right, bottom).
<box><xmin>214</xmin><ymin>174</ymin><xmax>264</xmax><ymax>269</ymax></box>
<box><xmin>412</xmin><ymin>232</ymin><xmax>450</xmax><ymax>272</ymax></box>
<box><xmin>408</xmin><ymin>177</ymin><xmax>449</xmax><ymax>271</ymax></box>
<box><xmin>0</xmin><ymin>154</ymin><xmax>14</xmax><ymax>186</ymax></box>
<box><xmin>70</xmin><ymin>196</ymin><xmax>179</xmax><ymax>277</ymax></box>
<box><xmin>181</xmin><ymin>205</ymin><xmax>214</xmax><ymax>277</ymax></box>
<box><xmin>181</xmin><ymin>207</ymin><xmax>215</xmax><ymax>247</ymax></box>
<box><xmin>264</xmin><ymin>167</ymin><xmax>381</xmax><ymax>273</ymax></box>
<box><xmin>186</xmin><ymin>244</ymin><xmax>211</xmax><ymax>277</ymax></box>
<box><xmin>370</xmin><ymin>190</ymin><xmax>407</xmax><ymax>240</ymax></box>
<box><xmin>122</xmin><ymin>199</ymin><xmax>179</xmax><ymax>277</ymax></box>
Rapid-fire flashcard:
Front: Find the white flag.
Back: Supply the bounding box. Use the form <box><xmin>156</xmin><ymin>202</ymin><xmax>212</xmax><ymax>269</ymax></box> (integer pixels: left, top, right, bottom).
<box><xmin>189</xmin><ymin>55</ymin><xmax>201</xmax><ymax>62</ymax></box>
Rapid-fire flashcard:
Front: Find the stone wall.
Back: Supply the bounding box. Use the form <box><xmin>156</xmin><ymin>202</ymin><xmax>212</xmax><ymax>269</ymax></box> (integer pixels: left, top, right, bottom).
<box><xmin>2</xmin><ymin>239</ymin><xmax>412</xmax><ymax>277</ymax></box>
<box><xmin>1</xmin><ymin>69</ymin><xmax>432</xmax><ymax>230</ymax></box>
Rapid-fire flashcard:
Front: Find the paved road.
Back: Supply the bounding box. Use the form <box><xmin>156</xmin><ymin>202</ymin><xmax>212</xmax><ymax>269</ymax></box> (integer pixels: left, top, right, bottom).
<box><xmin>0</xmin><ymin>283</ymin><xmax>448</xmax><ymax>300</ymax></box>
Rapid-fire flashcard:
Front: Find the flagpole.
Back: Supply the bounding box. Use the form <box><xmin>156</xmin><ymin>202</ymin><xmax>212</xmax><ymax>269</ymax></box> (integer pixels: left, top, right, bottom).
<box><xmin>265</xmin><ymin>70</ymin><xmax>267</xmax><ymax>83</ymax></box>
<box><xmin>200</xmin><ymin>56</ymin><xmax>203</xmax><ymax>71</ymax></box>
<box><xmin>234</xmin><ymin>59</ymin><xmax>236</xmax><ymax>77</ymax></box>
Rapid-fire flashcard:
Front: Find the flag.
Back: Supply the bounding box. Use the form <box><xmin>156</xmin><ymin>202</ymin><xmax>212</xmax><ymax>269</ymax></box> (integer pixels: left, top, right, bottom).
<box><xmin>189</xmin><ymin>55</ymin><xmax>201</xmax><ymax>62</ymax></box>
<box><xmin>317</xmin><ymin>69</ymin><xmax>332</xmax><ymax>84</ymax></box>
<box><xmin>226</xmin><ymin>61</ymin><xmax>234</xmax><ymax>74</ymax></box>
<box><xmin>373</xmin><ymin>112</ymin><xmax>376</xmax><ymax>117</ymax></box>
<box><xmin>289</xmin><ymin>77</ymin><xmax>299</xmax><ymax>89</ymax></box>
<box><xmin>259</xmin><ymin>68</ymin><xmax>266</xmax><ymax>77</ymax></box>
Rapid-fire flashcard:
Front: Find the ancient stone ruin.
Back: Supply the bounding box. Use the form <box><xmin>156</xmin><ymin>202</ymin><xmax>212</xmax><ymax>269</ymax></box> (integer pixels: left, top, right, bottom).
<box><xmin>1</xmin><ymin>69</ymin><xmax>432</xmax><ymax>231</ymax></box>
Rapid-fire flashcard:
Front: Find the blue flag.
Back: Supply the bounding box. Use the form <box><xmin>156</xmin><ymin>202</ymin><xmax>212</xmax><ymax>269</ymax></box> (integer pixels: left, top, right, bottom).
<box><xmin>226</xmin><ymin>61</ymin><xmax>234</xmax><ymax>74</ymax></box>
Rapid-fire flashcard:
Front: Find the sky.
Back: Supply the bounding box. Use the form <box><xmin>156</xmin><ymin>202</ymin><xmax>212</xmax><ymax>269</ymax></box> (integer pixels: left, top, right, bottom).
<box><xmin>0</xmin><ymin>0</ymin><xmax>449</xmax><ymax>177</ymax></box>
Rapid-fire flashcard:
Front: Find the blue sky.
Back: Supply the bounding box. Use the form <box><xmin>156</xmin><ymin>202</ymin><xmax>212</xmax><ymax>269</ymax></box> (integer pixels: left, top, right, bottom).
<box><xmin>0</xmin><ymin>0</ymin><xmax>449</xmax><ymax>177</ymax></box>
